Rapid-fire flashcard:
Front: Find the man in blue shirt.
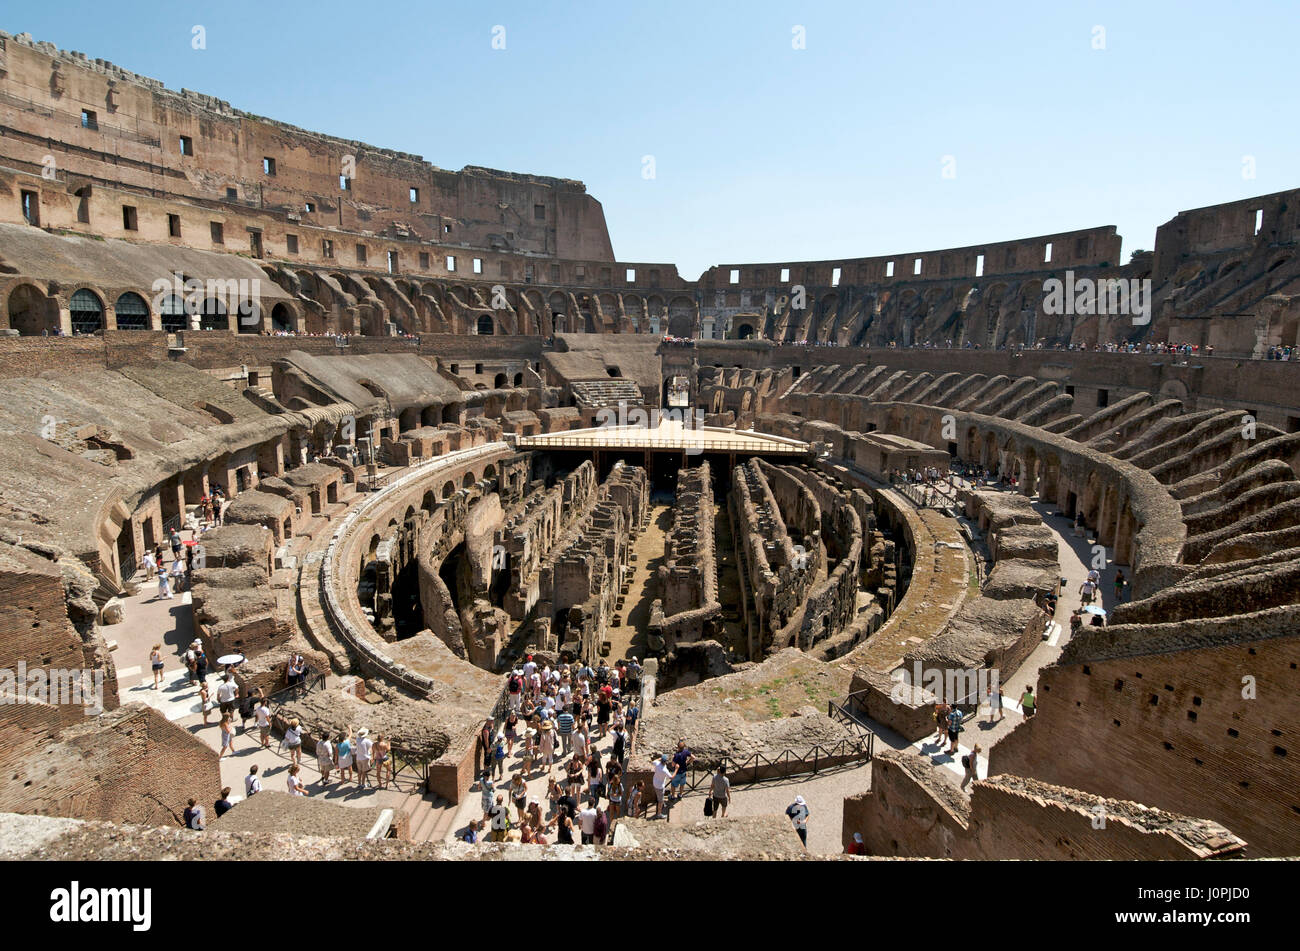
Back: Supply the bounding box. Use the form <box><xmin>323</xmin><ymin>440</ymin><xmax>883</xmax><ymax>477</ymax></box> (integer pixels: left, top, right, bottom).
<box><xmin>946</xmin><ymin>706</ymin><xmax>963</xmax><ymax>755</ymax></box>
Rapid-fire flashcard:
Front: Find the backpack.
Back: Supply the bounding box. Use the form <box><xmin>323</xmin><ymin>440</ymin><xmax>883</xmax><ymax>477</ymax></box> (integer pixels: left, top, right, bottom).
<box><xmin>704</xmin><ymin>797</ymin><xmax>714</xmax><ymax>817</ymax></box>
<box><xmin>961</xmin><ymin>754</ymin><xmax>971</xmax><ymax>769</ymax></box>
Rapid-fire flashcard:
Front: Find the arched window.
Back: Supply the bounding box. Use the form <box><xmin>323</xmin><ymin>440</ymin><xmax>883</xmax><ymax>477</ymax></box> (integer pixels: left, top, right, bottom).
<box><xmin>494</xmin><ymin>373</ymin><xmax>507</xmax><ymax>388</ymax></box>
<box><xmin>113</xmin><ymin>292</ymin><xmax>151</xmax><ymax>330</ymax></box>
<box><xmin>159</xmin><ymin>294</ymin><xmax>188</xmax><ymax>332</ymax></box>
<box><xmin>200</xmin><ymin>298</ymin><xmax>227</xmax><ymax>331</ymax></box>
<box><xmin>69</xmin><ymin>289</ymin><xmax>104</xmax><ymax>335</ymax></box>
<box><xmin>236</xmin><ymin>299</ymin><xmax>260</xmax><ymax>334</ymax></box>
<box><xmin>271</xmin><ymin>302</ymin><xmax>292</xmax><ymax>332</ymax></box>
<box><xmin>477</xmin><ymin>314</ymin><xmax>494</xmax><ymax>335</ymax></box>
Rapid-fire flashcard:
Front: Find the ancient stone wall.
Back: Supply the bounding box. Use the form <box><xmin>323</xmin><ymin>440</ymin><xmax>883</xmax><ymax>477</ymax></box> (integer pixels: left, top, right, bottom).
<box><xmin>844</xmin><ymin>750</ymin><xmax>1245</xmax><ymax>860</ymax></box>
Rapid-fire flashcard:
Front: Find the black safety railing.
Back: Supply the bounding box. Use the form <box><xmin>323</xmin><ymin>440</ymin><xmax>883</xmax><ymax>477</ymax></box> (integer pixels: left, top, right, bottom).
<box><xmin>675</xmin><ymin>732</ymin><xmax>874</xmax><ymax>795</ymax></box>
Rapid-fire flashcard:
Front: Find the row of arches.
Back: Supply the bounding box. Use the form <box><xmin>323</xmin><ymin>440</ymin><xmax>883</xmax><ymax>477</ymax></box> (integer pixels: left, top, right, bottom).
<box><xmin>5</xmin><ymin>283</ymin><xmax>296</xmax><ymax>336</ymax></box>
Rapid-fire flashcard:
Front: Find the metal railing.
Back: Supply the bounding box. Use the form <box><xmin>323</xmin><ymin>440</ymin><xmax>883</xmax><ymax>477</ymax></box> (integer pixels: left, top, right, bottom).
<box><xmin>677</xmin><ymin>733</ymin><xmax>874</xmax><ymax>793</ymax></box>
<box><xmin>262</xmin><ymin>667</ymin><xmax>325</xmax><ymax>721</ymax></box>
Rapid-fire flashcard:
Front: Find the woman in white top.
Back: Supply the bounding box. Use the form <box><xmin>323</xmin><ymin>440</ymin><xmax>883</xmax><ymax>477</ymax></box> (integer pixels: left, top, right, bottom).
<box><xmin>283</xmin><ymin>718</ymin><xmax>303</xmax><ymax>766</ymax></box>
<box><xmin>149</xmin><ymin>644</ymin><xmax>165</xmax><ymax>690</ymax></box>
<box><xmin>156</xmin><ymin>570</ymin><xmax>172</xmax><ymax>600</ymax></box>
<box><xmin>142</xmin><ymin>550</ymin><xmax>157</xmax><ymax>580</ymax></box>
<box><xmin>286</xmin><ymin>764</ymin><xmax>309</xmax><ymax>796</ymax></box>
<box><xmin>986</xmin><ymin>683</ymin><xmax>1003</xmax><ymax>723</ymax></box>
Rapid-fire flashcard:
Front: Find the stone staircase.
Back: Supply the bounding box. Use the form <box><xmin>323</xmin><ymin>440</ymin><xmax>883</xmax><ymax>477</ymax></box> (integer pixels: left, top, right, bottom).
<box><xmin>394</xmin><ymin>788</ymin><xmax>459</xmax><ymax>843</ymax></box>
<box><xmin>571</xmin><ymin>379</ymin><xmax>643</xmax><ymax>408</ymax></box>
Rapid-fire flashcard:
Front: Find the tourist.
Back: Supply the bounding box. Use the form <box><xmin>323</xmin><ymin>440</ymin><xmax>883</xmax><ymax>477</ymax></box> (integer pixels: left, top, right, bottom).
<box><xmin>587</xmin><ymin>754</ymin><xmax>605</xmax><ymax>802</ymax></box>
<box><xmin>198</xmin><ymin>682</ymin><xmax>212</xmax><ymax>724</ymax></box>
<box><xmin>491</xmin><ymin>732</ymin><xmax>507</xmax><ymax>780</ymax></box>
<box><xmin>218</xmin><ymin>713</ymin><xmax>236</xmax><ymax>758</ymax></box>
<box><xmin>479</xmin><ymin>718</ymin><xmax>495</xmax><ymax>774</ymax></box>
<box><xmin>287</xmin><ymin>763</ymin><xmax>309</xmax><ymax>796</ymax></box>
<box><xmin>607</xmin><ymin>771</ymin><xmax>624</xmax><ymax>819</ymax></box>
<box><xmin>556</xmin><ymin>708</ymin><xmax>575</xmax><ymax>754</ymax></box>
<box><xmin>183</xmin><ymin>798</ymin><xmax>205</xmax><ymax>831</ymax></box>
<box><xmin>670</xmin><ymin>738</ymin><xmax>694</xmax><ymax>801</ymax></box>
<box><xmin>504</xmin><ymin>709</ymin><xmax>519</xmax><ymax>756</ymax></box>
<box><xmin>987</xmin><ymin>682</ymin><xmax>1003</xmax><ymax>723</ymax></box>
<box><xmin>651</xmin><ymin>753</ymin><xmax>672</xmax><ymax>818</ymax></box>
<box><xmin>510</xmin><ymin>773</ymin><xmax>528</xmax><ymax>823</ymax></box>
<box><xmin>786</xmin><ymin>795</ymin><xmax>810</xmax><ymax>847</ymax></box>
<box><xmin>596</xmin><ymin>689</ymin><xmax>613</xmax><ymax>739</ymax></box>
<box><xmin>142</xmin><ymin>549</ymin><xmax>157</xmax><ymax>580</ymax></box>
<box><xmin>611</xmin><ymin>723</ymin><xmax>628</xmax><ymax>763</ymax></box>
<box><xmin>337</xmin><ymin>728</ymin><xmax>354</xmax><ymax>783</ymax></box>
<box><xmin>847</xmin><ymin>832</ymin><xmax>866</xmax><ymax>855</ymax></box>
<box><xmin>946</xmin><ymin>705</ymin><xmax>963</xmax><ymax>754</ymax></box>
<box><xmin>462</xmin><ymin>819</ymin><xmax>482</xmax><ymax>844</ymax></box>
<box><xmin>593</xmin><ymin>802</ymin><xmax>609</xmax><ymax>844</ymax></box>
<box><xmin>373</xmin><ymin>733</ymin><xmax>391</xmax><ymax>789</ymax></box>
<box><xmin>1069</xmin><ymin>608</ymin><xmax>1084</xmax><ymax>637</ymax></box>
<box><xmin>572</xmin><ymin>724</ymin><xmax>589</xmax><ymax>763</ymax></box>
<box><xmin>149</xmin><ymin>644</ymin><xmax>165</xmax><ymax>690</ymax></box>
<box><xmin>317</xmin><ymin>731</ymin><xmax>336</xmax><ymax>785</ymax></box>
<box><xmin>1114</xmin><ymin>569</ymin><xmax>1127</xmax><ymax>602</ymax></box>
<box><xmin>216</xmin><ymin>674</ymin><xmax>238</xmax><ymax>719</ymax></box>
<box><xmin>184</xmin><ymin>640</ymin><xmax>200</xmax><ymax>686</ymax></box>
<box><xmin>488</xmin><ymin>794</ymin><xmax>510</xmax><ymax>842</ymax></box>
<box><xmin>255</xmin><ymin>695</ymin><xmax>272</xmax><ymax>747</ymax></box>
<box><xmin>626</xmin><ymin>779</ymin><xmax>644</xmax><ymax>819</ymax></box>
<box><xmin>156</xmin><ymin>568</ymin><xmax>173</xmax><ymax>601</ymax></box>
<box><xmin>245</xmin><ymin>765</ymin><xmax>262</xmax><ymax>798</ymax></box>
<box><xmin>193</xmin><ymin>641</ymin><xmax>208</xmax><ymax>683</ymax></box>
<box><xmin>480</xmin><ymin>772</ymin><xmax>496</xmax><ymax>822</ymax></box>
<box><xmin>169</xmin><ymin>528</ymin><xmax>183</xmax><ymax>560</ymax></box>
<box><xmin>169</xmin><ymin>554</ymin><xmax>186</xmax><ymax>593</ymax></box>
<box><xmin>552</xmin><ymin>805</ymin><xmax>575</xmax><ymax>844</ymax></box>
<box><xmin>214</xmin><ymin>787</ymin><xmax>233</xmax><ymax>818</ymax></box>
<box><xmin>709</xmin><ymin>765</ymin><xmax>731</xmax><ymax>818</ymax></box>
<box><xmin>961</xmin><ymin>744</ymin><xmax>982</xmax><ymax>790</ymax></box>
<box><xmin>578</xmin><ymin>798</ymin><xmax>599</xmax><ymax>844</ymax></box>
<box><xmin>1080</xmin><ymin>578</ymin><xmax>1097</xmax><ymax>604</ymax></box>
<box><xmin>354</xmin><ymin>727</ymin><xmax>373</xmax><ymax>787</ymax></box>
<box><xmin>286</xmin><ymin>654</ymin><xmax>306</xmax><ymax>692</ymax></box>
<box><xmin>933</xmin><ymin>702</ymin><xmax>950</xmax><ymax>745</ymax></box>
<box><xmin>539</xmin><ymin>718</ymin><xmax>555</xmax><ymax>767</ymax></box>
<box><xmin>1020</xmin><ymin>686</ymin><xmax>1036</xmax><ymax>718</ymax></box>
<box><xmin>284</xmin><ymin>718</ymin><xmax>304</xmax><ymax>766</ymax></box>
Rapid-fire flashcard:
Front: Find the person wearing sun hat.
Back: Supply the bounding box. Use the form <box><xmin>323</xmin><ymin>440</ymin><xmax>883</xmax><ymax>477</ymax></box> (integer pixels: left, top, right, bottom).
<box><xmin>786</xmin><ymin>795</ymin><xmax>810</xmax><ymax>846</ymax></box>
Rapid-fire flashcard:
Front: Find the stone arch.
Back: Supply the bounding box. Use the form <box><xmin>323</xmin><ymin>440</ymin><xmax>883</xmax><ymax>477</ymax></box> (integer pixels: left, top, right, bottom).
<box><xmin>158</xmin><ymin>293</ymin><xmax>189</xmax><ymax>333</ymax></box>
<box><xmin>271</xmin><ymin>302</ymin><xmax>294</xmax><ymax>332</ymax></box>
<box><xmin>113</xmin><ymin>291</ymin><xmax>152</xmax><ymax>330</ymax></box>
<box><xmin>70</xmin><ymin>288</ymin><xmax>104</xmax><ymax>335</ymax></box>
<box><xmin>421</xmin><ymin>489</ymin><xmax>436</xmax><ymax>511</ymax></box>
<box><xmin>200</xmin><ymin>297</ymin><xmax>228</xmax><ymax>331</ymax></box>
<box><xmin>477</xmin><ymin>313</ymin><xmax>495</xmax><ymax>335</ymax></box>
<box><xmin>441</xmin><ymin>480</ymin><xmax>455</xmax><ymax>499</ymax></box>
<box><xmin>5</xmin><ymin>282</ymin><xmax>60</xmax><ymax>335</ymax></box>
<box><xmin>462</xmin><ymin>471</ymin><xmax>475</xmax><ymax>489</ymax></box>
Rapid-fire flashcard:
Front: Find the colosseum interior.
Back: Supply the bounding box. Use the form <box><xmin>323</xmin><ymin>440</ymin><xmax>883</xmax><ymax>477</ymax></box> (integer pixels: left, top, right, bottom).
<box><xmin>0</xmin><ymin>26</ymin><xmax>1296</xmax><ymax>875</ymax></box>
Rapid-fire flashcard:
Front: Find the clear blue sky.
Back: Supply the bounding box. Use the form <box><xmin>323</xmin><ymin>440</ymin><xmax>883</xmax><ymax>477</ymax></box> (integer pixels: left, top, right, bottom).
<box><xmin>9</xmin><ymin>1</ymin><xmax>1297</xmax><ymax>279</ymax></box>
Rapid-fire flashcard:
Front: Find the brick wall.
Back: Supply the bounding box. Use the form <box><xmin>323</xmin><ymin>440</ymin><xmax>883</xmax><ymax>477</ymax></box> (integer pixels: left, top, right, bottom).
<box><xmin>990</xmin><ymin>635</ymin><xmax>1300</xmax><ymax>857</ymax></box>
